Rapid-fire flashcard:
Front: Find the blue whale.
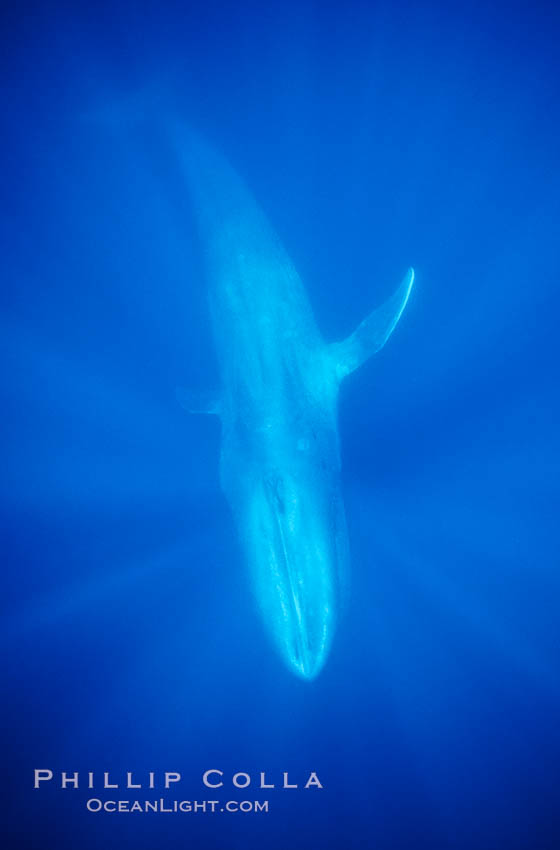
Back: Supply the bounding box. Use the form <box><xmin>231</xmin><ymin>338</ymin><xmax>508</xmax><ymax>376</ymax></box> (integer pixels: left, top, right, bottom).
<box><xmin>179</xmin><ymin>134</ymin><xmax>414</xmax><ymax>679</ymax></box>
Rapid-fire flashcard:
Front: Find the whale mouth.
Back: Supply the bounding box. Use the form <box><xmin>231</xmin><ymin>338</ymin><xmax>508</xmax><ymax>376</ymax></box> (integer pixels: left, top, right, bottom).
<box><xmin>261</xmin><ymin>474</ymin><xmax>332</xmax><ymax>679</ymax></box>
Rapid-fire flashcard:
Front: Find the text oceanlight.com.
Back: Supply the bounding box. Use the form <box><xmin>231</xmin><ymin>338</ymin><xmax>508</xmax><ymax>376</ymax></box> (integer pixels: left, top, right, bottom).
<box><xmin>86</xmin><ymin>798</ymin><xmax>269</xmax><ymax>813</ymax></box>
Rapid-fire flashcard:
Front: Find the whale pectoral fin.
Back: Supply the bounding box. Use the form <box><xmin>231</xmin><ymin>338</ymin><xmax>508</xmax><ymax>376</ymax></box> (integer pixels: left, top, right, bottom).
<box><xmin>330</xmin><ymin>267</ymin><xmax>414</xmax><ymax>381</ymax></box>
<box><xmin>175</xmin><ymin>387</ymin><xmax>221</xmax><ymax>415</ymax></box>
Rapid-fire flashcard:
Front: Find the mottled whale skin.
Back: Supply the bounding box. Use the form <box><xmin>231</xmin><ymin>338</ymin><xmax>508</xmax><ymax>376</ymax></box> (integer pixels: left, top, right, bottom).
<box><xmin>180</xmin><ymin>134</ymin><xmax>413</xmax><ymax>679</ymax></box>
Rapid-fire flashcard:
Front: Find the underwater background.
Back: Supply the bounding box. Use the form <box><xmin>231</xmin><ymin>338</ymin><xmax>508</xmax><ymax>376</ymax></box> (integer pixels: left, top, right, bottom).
<box><xmin>2</xmin><ymin>0</ymin><xmax>560</xmax><ymax>848</ymax></box>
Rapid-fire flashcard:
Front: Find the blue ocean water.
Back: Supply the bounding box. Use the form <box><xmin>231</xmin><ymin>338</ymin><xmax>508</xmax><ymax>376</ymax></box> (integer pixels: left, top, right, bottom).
<box><xmin>2</xmin><ymin>1</ymin><xmax>559</xmax><ymax>848</ymax></box>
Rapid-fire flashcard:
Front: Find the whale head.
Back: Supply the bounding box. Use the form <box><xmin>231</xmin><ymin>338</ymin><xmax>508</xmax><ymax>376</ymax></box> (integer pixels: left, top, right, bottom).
<box><xmin>240</xmin><ymin>452</ymin><xmax>349</xmax><ymax>680</ymax></box>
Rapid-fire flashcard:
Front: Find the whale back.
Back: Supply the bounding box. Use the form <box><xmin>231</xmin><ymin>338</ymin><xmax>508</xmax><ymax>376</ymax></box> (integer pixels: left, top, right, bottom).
<box><xmin>176</xmin><ymin>130</ymin><xmax>323</xmax><ymax>352</ymax></box>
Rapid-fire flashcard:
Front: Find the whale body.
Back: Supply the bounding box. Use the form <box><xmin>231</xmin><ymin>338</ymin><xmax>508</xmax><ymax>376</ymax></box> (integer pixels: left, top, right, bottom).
<box><xmin>179</xmin><ymin>134</ymin><xmax>414</xmax><ymax>679</ymax></box>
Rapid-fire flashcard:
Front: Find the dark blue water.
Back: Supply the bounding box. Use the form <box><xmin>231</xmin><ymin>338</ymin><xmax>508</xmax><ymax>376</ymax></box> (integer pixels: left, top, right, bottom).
<box><xmin>2</xmin><ymin>2</ymin><xmax>559</xmax><ymax>848</ymax></box>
